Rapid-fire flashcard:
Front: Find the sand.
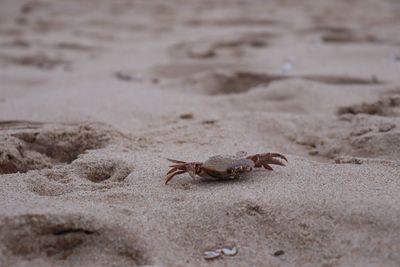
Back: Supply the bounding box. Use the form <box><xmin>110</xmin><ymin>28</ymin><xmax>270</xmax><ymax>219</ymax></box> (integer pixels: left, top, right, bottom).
<box><xmin>0</xmin><ymin>0</ymin><xmax>400</xmax><ymax>266</ymax></box>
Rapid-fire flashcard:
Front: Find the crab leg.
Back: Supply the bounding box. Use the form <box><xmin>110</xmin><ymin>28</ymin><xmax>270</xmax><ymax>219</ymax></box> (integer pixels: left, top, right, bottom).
<box><xmin>266</xmin><ymin>157</ymin><xmax>286</xmax><ymax>166</ymax></box>
<box><xmin>267</xmin><ymin>153</ymin><xmax>288</xmax><ymax>162</ymax></box>
<box><xmin>166</xmin><ymin>167</ymin><xmax>179</xmax><ymax>175</ymax></box>
<box><xmin>165</xmin><ymin>169</ymin><xmax>187</xmax><ymax>184</ymax></box>
<box><xmin>247</xmin><ymin>153</ymin><xmax>288</xmax><ymax>171</ymax></box>
<box><xmin>262</xmin><ymin>164</ymin><xmax>273</xmax><ymax>170</ymax></box>
<box><xmin>167</xmin><ymin>158</ymin><xmax>187</xmax><ymax>164</ymax></box>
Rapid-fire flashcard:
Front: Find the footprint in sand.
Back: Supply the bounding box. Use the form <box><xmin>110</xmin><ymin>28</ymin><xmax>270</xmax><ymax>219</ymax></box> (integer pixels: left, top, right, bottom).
<box><xmin>72</xmin><ymin>158</ymin><xmax>134</xmax><ymax>183</ymax></box>
<box><xmin>293</xmin><ymin>90</ymin><xmax>400</xmax><ymax>162</ymax></box>
<box><xmin>0</xmin><ymin>214</ymin><xmax>149</xmax><ymax>265</ymax></box>
<box><xmin>0</xmin><ymin>121</ymin><xmax>118</xmax><ymax>174</ymax></box>
<box><xmin>0</xmin><ymin>53</ymin><xmax>70</xmax><ymax>70</ymax></box>
<box><xmin>26</xmin><ymin>156</ymin><xmax>134</xmax><ymax>197</ymax></box>
<box><xmin>300</xmin><ymin>25</ymin><xmax>400</xmax><ymax>46</ymax></box>
<box><xmin>185</xmin><ymin>17</ymin><xmax>280</xmax><ymax>27</ymax></box>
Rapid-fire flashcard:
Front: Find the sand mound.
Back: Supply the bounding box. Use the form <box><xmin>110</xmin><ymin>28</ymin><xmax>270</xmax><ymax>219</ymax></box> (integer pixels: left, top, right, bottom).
<box><xmin>338</xmin><ymin>89</ymin><xmax>400</xmax><ymax>116</ymax></box>
<box><xmin>179</xmin><ymin>70</ymin><xmax>286</xmax><ymax>95</ymax></box>
<box><xmin>170</xmin><ymin>32</ymin><xmax>277</xmax><ymax>59</ymax></box>
<box><xmin>171</xmin><ymin>69</ymin><xmax>383</xmax><ymax>95</ymax></box>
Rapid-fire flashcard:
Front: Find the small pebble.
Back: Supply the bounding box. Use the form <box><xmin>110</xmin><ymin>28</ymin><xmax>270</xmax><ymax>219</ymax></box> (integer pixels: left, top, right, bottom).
<box><xmin>273</xmin><ymin>250</ymin><xmax>285</xmax><ymax>257</ymax></box>
<box><xmin>180</xmin><ymin>113</ymin><xmax>194</xmax><ymax>119</ymax></box>
<box><xmin>250</xmin><ymin>39</ymin><xmax>267</xmax><ymax>47</ymax></box>
<box><xmin>115</xmin><ymin>71</ymin><xmax>133</xmax><ymax>81</ymax></box>
<box><xmin>202</xmin><ymin>120</ymin><xmax>217</xmax><ymax>124</ymax></box>
<box><xmin>115</xmin><ymin>71</ymin><xmax>145</xmax><ymax>82</ymax></box>
<box><xmin>334</xmin><ymin>156</ymin><xmax>363</xmax><ymax>165</ymax></box>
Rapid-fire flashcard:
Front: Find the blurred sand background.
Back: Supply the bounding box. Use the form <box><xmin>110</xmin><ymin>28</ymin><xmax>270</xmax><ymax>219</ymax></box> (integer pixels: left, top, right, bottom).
<box><xmin>0</xmin><ymin>0</ymin><xmax>400</xmax><ymax>266</ymax></box>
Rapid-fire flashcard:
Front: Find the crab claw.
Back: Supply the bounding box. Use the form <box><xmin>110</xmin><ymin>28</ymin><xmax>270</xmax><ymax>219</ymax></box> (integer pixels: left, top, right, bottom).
<box><xmin>247</xmin><ymin>153</ymin><xmax>288</xmax><ymax>171</ymax></box>
<box><xmin>165</xmin><ymin>159</ymin><xmax>203</xmax><ymax>184</ymax></box>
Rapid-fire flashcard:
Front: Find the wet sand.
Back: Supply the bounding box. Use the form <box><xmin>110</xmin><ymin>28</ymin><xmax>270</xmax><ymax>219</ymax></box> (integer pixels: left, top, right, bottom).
<box><xmin>0</xmin><ymin>0</ymin><xmax>400</xmax><ymax>266</ymax></box>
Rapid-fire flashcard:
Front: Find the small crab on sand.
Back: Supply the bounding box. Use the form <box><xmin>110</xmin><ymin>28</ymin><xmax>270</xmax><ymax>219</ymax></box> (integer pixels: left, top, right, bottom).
<box><xmin>165</xmin><ymin>151</ymin><xmax>287</xmax><ymax>184</ymax></box>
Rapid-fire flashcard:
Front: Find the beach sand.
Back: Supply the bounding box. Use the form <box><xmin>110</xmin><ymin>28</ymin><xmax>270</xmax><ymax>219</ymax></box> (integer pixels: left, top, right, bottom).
<box><xmin>0</xmin><ymin>0</ymin><xmax>399</xmax><ymax>266</ymax></box>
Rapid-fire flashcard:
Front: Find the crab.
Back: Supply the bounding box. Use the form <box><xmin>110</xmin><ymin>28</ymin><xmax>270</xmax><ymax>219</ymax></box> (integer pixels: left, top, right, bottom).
<box><xmin>165</xmin><ymin>151</ymin><xmax>287</xmax><ymax>184</ymax></box>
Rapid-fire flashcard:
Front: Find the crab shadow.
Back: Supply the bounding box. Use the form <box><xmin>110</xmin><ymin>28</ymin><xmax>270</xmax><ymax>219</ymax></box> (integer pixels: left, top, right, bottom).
<box><xmin>188</xmin><ymin>173</ymin><xmax>266</xmax><ymax>188</ymax></box>
<box><xmin>167</xmin><ymin>168</ymin><xmax>286</xmax><ymax>189</ymax></box>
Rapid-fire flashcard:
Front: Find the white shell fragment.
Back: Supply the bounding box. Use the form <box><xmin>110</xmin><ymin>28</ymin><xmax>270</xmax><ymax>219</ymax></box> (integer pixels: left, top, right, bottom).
<box><xmin>203</xmin><ymin>246</ymin><xmax>238</xmax><ymax>260</ymax></box>
<box><xmin>203</xmin><ymin>250</ymin><xmax>221</xmax><ymax>260</ymax></box>
<box><xmin>280</xmin><ymin>59</ymin><xmax>293</xmax><ymax>75</ymax></box>
<box><xmin>221</xmin><ymin>246</ymin><xmax>238</xmax><ymax>256</ymax></box>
